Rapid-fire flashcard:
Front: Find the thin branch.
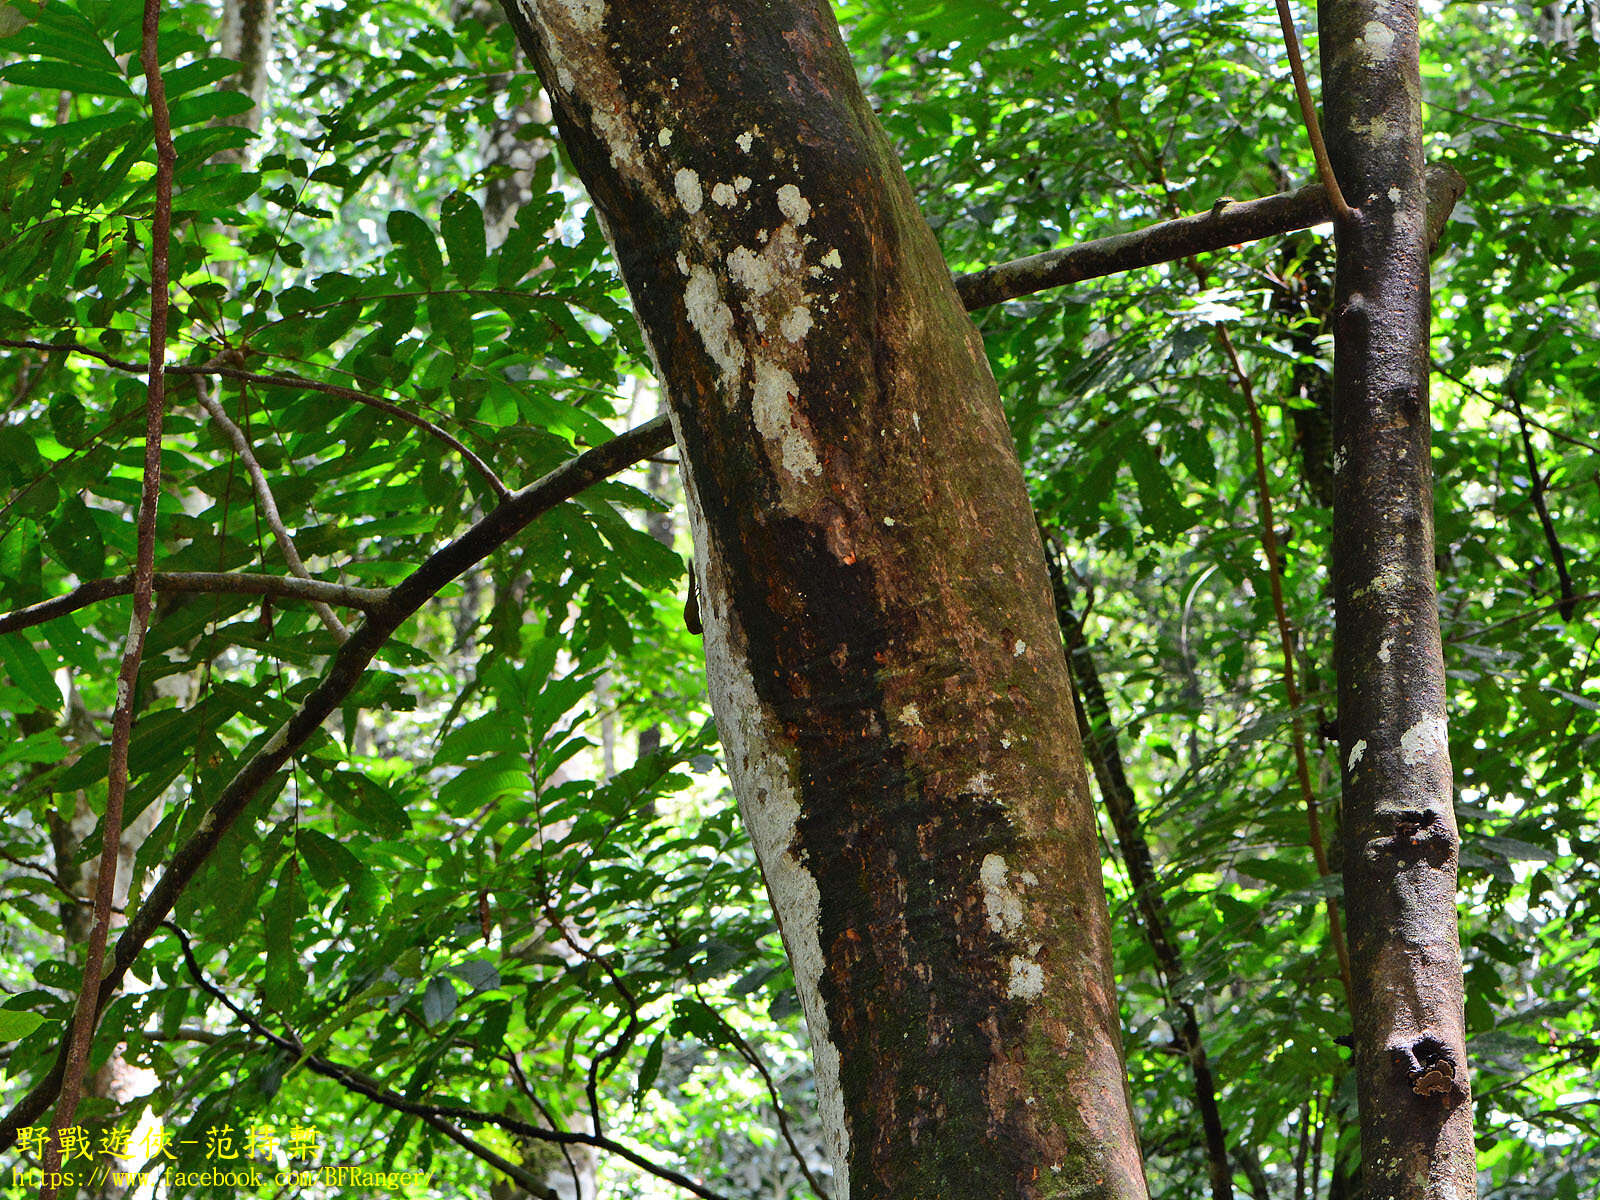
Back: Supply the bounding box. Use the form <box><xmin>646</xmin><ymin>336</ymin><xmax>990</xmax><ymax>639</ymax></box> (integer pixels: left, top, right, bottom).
<box><xmin>0</xmin><ymin>414</ymin><xmax>673</xmax><ymax>1151</ymax></box>
<box><xmin>166</xmin><ymin>924</ymin><xmax>728</xmax><ymax>1200</ymax></box>
<box><xmin>199</xmin><ymin>363</ymin><xmax>510</xmax><ymax>499</ymax></box>
<box><xmin>38</xmin><ymin>1</ymin><xmax>175</xmax><ymax>1191</ymax></box>
<box><xmin>1506</xmin><ymin>365</ymin><xmax>1578</xmax><ymax>622</ymax></box>
<box><xmin>420</xmin><ymin>1113</ymin><xmax>557</xmax><ymax>1198</ymax></box>
<box><xmin>0</xmin><ymin>340</ymin><xmax>508</xmax><ymax>498</ymax></box>
<box><xmin>693</xmin><ymin>985</ymin><xmax>830</xmax><ymax>1200</ymax></box>
<box><xmin>1424</xmin><ymin>100</ymin><xmax>1600</xmax><ymax>149</ymax></box>
<box><xmin>1043</xmin><ymin>540</ymin><xmax>1235</xmax><ymax>1200</ymax></box>
<box><xmin>193</xmin><ymin>376</ymin><xmax>351</xmax><ymax>641</ymax></box>
<box><xmin>1271</xmin><ymin>0</ymin><xmax>1354</xmax><ymax>221</ymax></box>
<box><xmin>1217</xmin><ymin>327</ymin><xmax>1355</xmax><ymax>1008</ymax></box>
<box><xmin>1445</xmin><ymin>591</ymin><xmax>1600</xmax><ymax>642</ymax></box>
<box><xmin>0</xmin><ymin>572</ymin><xmax>387</xmax><ymax>636</ymax></box>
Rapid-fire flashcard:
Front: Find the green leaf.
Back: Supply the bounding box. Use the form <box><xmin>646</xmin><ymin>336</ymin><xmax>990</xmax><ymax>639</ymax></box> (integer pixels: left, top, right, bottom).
<box><xmin>420</xmin><ymin>976</ymin><xmax>457</xmax><ymax>1026</ymax></box>
<box><xmin>386</xmin><ymin>210</ymin><xmax>444</xmax><ymax>289</ymax></box>
<box><xmin>440</xmin><ymin>191</ymin><xmax>486</xmax><ymax>287</ymax></box>
<box><xmin>263</xmin><ymin>857</ymin><xmax>304</xmax><ymax>1011</ymax></box>
<box><xmin>0</xmin><ymin>59</ymin><xmax>131</xmax><ymax>97</ymax></box>
<box><xmin>0</xmin><ymin>636</ymin><xmax>58</xmax><ymax>711</ymax></box>
<box><xmin>45</xmin><ymin>496</ymin><xmax>106</xmax><ymax>580</ymax></box>
<box><xmin>0</xmin><ymin>1009</ymin><xmax>46</xmax><ymax>1042</ymax></box>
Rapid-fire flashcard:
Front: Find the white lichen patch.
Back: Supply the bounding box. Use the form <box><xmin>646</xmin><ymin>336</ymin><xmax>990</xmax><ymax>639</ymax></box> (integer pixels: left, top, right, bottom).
<box><xmin>898</xmin><ymin>703</ymin><xmax>922</xmax><ymax>727</ymax></box>
<box><xmin>727</xmin><ymin>244</ymin><xmax>776</xmax><ymax>296</ymax></box>
<box><xmin>1333</xmin><ymin>446</ymin><xmax>1347</xmax><ymax>474</ymax></box>
<box><xmin>711</xmin><ymin>181</ymin><xmax>739</xmax><ymax>208</ymax></box>
<box><xmin>674</xmin><ymin>167</ymin><xmax>703</xmax><ymax>214</ymax></box>
<box><xmin>1008</xmin><ymin>955</ymin><xmax>1045</xmax><ymax>1000</ymax></box>
<box><xmin>968</xmin><ymin>771</ymin><xmax>995</xmax><ymax>796</ymax></box>
<box><xmin>1378</xmin><ymin>637</ymin><xmax>1394</xmax><ymax>663</ymax></box>
<box><xmin>820</xmin><ymin>247</ymin><xmax>842</xmax><ymax>269</ymax></box>
<box><xmin>1400</xmin><ymin>715</ymin><xmax>1448</xmax><ymax>766</ymax></box>
<box><xmin>736</xmin><ymin>129</ymin><xmax>755</xmax><ymax>153</ymax></box>
<box><xmin>980</xmin><ymin>853</ymin><xmax>1027</xmax><ymax>938</ymax></box>
<box><xmin>1388</xmin><ymin>186</ymin><xmax>1402</xmax><ymax>204</ymax></box>
<box><xmin>553</xmin><ymin>0</ymin><xmax>604</xmax><ymax>32</ymax></box>
<box><xmin>779</xmin><ymin>305</ymin><xmax>813</xmax><ymax>342</ymax></box>
<box><xmin>1360</xmin><ymin>19</ymin><xmax>1395</xmax><ymax>57</ymax></box>
<box><xmin>751</xmin><ymin>357</ymin><xmax>823</xmax><ymax>479</ymax></box>
<box><xmin>658</xmin><ymin>128</ymin><xmax>672</xmax><ymax>147</ymax></box>
<box><xmin>1348</xmin><ymin>739</ymin><xmax>1367</xmax><ymax>770</ymax></box>
<box><xmin>734</xmin><ymin>175</ymin><xmax>753</xmax><ymax>192</ymax></box>
<box><xmin>1013</xmin><ymin>639</ymin><xmax>1027</xmax><ymax>658</ymax></box>
<box><xmin>1004</xmin><ymin>960</ymin><xmax>1043</xmax><ymax>1004</ymax></box>
<box><xmin>683</xmin><ymin>265</ymin><xmax>745</xmax><ymax>388</ymax></box>
<box><xmin>776</xmin><ymin>183</ymin><xmax>811</xmax><ymax>226</ymax></box>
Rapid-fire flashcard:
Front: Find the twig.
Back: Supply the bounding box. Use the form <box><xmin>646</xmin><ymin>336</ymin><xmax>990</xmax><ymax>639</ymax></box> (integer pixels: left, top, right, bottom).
<box><xmin>0</xmin><ymin>340</ymin><xmax>508</xmax><ymax>498</ymax></box>
<box><xmin>37</xmin><ymin>1</ymin><xmax>175</xmax><ymax>1192</ymax></box>
<box><xmin>693</xmin><ymin>986</ymin><xmax>830</xmax><ymax>1200</ymax></box>
<box><xmin>0</xmin><ymin>572</ymin><xmax>387</xmax><ymax>636</ymax></box>
<box><xmin>0</xmin><ymin>414</ymin><xmax>674</xmax><ymax>1151</ymax></box>
<box><xmin>165</xmin><ymin>924</ymin><xmax>729</xmax><ymax>1200</ymax></box>
<box><xmin>1445</xmin><ymin>591</ymin><xmax>1599</xmax><ymax>641</ymax></box>
<box><xmin>420</xmin><ymin>1115</ymin><xmax>558</xmax><ymax>1198</ymax></box>
<box><xmin>1506</xmin><ymin>364</ymin><xmax>1578</xmax><ymax>622</ymax></box>
<box><xmin>194</xmin><ymin>375</ymin><xmax>350</xmax><ymax>640</ymax></box>
<box><xmin>1271</xmin><ymin>0</ymin><xmax>1354</xmax><ymax>221</ymax></box>
<box><xmin>200</xmin><ymin>363</ymin><xmax>509</xmax><ymax>499</ymax></box>
<box><xmin>1217</xmin><ymin>328</ymin><xmax>1355</xmax><ymax>1008</ymax></box>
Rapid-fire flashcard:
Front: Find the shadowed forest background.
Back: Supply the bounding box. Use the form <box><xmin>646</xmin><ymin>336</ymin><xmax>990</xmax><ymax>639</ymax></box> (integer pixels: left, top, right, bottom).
<box><xmin>0</xmin><ymin>0</ymin><xmax>1597</xmax><ymax>1197</ymax></box>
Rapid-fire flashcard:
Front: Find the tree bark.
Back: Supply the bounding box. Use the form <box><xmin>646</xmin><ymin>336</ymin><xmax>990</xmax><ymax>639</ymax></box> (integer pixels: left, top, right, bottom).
<box><xmin>497</xmin><ymin>2</ymin><xmax>1147</xmax><ymax>1197</ymax></box>
<box><xmin>1319</xmin><ymin>2</ymin><xmax>1476</xmax><ymax>1197</ymax></box>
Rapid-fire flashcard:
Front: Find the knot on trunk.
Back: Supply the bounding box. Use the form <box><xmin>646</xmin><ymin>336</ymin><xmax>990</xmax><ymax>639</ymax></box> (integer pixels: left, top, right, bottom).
<box><xmin>1365</xmin><ymin>809</ymin><xmax>1453</xmax><ymax>868</ymax></box>
<box><xmin>1388</xmin><ymin>1035</ymin><xmax>1467</xmax><ymax>1105</ymax></box>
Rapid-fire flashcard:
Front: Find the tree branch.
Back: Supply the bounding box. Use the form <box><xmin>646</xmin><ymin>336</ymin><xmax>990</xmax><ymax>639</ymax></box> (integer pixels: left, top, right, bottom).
<box><xmin>0</xmin><ymin>414</ymin><xmax>673</xmax><ymax>1152</ymax></box>
<box><xmin>1272</xmin><ymin>0</ymin><xmax>1354</xmax><ymax>221</ymax></box>
<box><xmin>193</xmin><ymin>375</ymin><xmax>351</xmax><ymax>641</ymax></box>
<box><xmin>952</xmin><ymin>164</ymin><xmax>1464</xmax><ymax>311</ymax></box>
<box><xmin>1218</xmin><ymin>327</ymin><xmax>1355</xmax><ymax>1006</ymax></box>
<box><xmin>165</xmin><ymin>923</ymin><xmax>730</xmax><ymax>1200</ymax></box>
<box><xmin>1507</xmin><ymin>363</ymin><xmax>1578</xmax><ymax>623</ymax></box>
<box><xmin>38</xmin><ymin>0</ymin><xmax>175</xmax><ymax>1190</ymax></box>
<box><xmin>0</xmin><ymin>572</ymin><xmax>387</xmax><ymax>636</ymax></box>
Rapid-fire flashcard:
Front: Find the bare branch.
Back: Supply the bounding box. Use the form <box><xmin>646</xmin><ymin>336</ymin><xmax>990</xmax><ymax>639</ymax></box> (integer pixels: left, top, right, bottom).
<box><xmin>953</xmin><ymin>165</ymin><xmax>1465</xmax><ymax>311</ymax></box>
<box><xmin>0</xmin><ymin>414</ymin><xmax>673</xmax><ymax>1151</ymax></box>
<box><xmin>193</xmin><ymin>375</ymin><xmax>351</xmax><ymax>641</ymax></box>
<box><xmin>1272</xmin><ymin>0</ymin><xmax>1354</xmax><ymax>221</ymax></box>
<box><xmin>0</xmin><ymin>572</ymin><xmax>387</xmax><ymax>637</ymax></box>
<box><xmin>38</xmin><ymin>0</ymin><xmax>176</xmax><ymax>1189</ymax></box>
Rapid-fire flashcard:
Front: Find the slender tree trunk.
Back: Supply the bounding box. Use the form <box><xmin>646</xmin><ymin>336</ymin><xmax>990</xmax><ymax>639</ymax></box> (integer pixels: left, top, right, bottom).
<box><xmin>1044</xmin><ymin>544</ymin><xmax>1235</xmax><ymax>1200</ymax></box>
<box><xmin>497</xmin><ymin>2</ymin><xmax>1147</xmax><ymax>1196</ymax></box>
<box><xmin>1319</xmin><ymin>2</ymin><xmax>1475</xmax><ymax>1196</ymax></box>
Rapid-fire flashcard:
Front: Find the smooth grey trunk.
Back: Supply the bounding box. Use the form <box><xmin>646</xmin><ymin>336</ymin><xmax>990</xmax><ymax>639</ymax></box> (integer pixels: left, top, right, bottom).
<box><xmin>1319</xmin><ymin>1</ymin><xmax>1476</xmax><ymax>1196</ymax></box>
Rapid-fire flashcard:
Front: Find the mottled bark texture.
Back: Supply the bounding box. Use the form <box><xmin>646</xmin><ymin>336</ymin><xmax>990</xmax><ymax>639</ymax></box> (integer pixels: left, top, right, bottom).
<box><xmin>496</xmin><ymin>3</ymin><xmax>1146</xmax><ymax>1198</ymax></box>
<box><xmin>1320</xmin><ymin>2</ymin><xmax>1475</xmax><ymax>1197</ymax></box>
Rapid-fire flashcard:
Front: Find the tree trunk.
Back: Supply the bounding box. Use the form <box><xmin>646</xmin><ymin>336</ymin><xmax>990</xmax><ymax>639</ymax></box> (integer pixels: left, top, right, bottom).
<box><xmin>1319</xmin><ymin>2</ymin><xmax>1476</xmax><ymax>1196</ymax></box>
<box><xmin>497</xmin><ymin>2</ymin><xmax>1147</xmax><ymax>1197</ymax></box>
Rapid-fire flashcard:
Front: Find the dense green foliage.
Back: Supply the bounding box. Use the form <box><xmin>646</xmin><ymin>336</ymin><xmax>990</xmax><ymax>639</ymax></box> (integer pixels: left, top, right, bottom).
<box><xmin>1</xmin><ymin>0</ymin><xmax>1596</xmax><ymax>1197</ymax></box>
